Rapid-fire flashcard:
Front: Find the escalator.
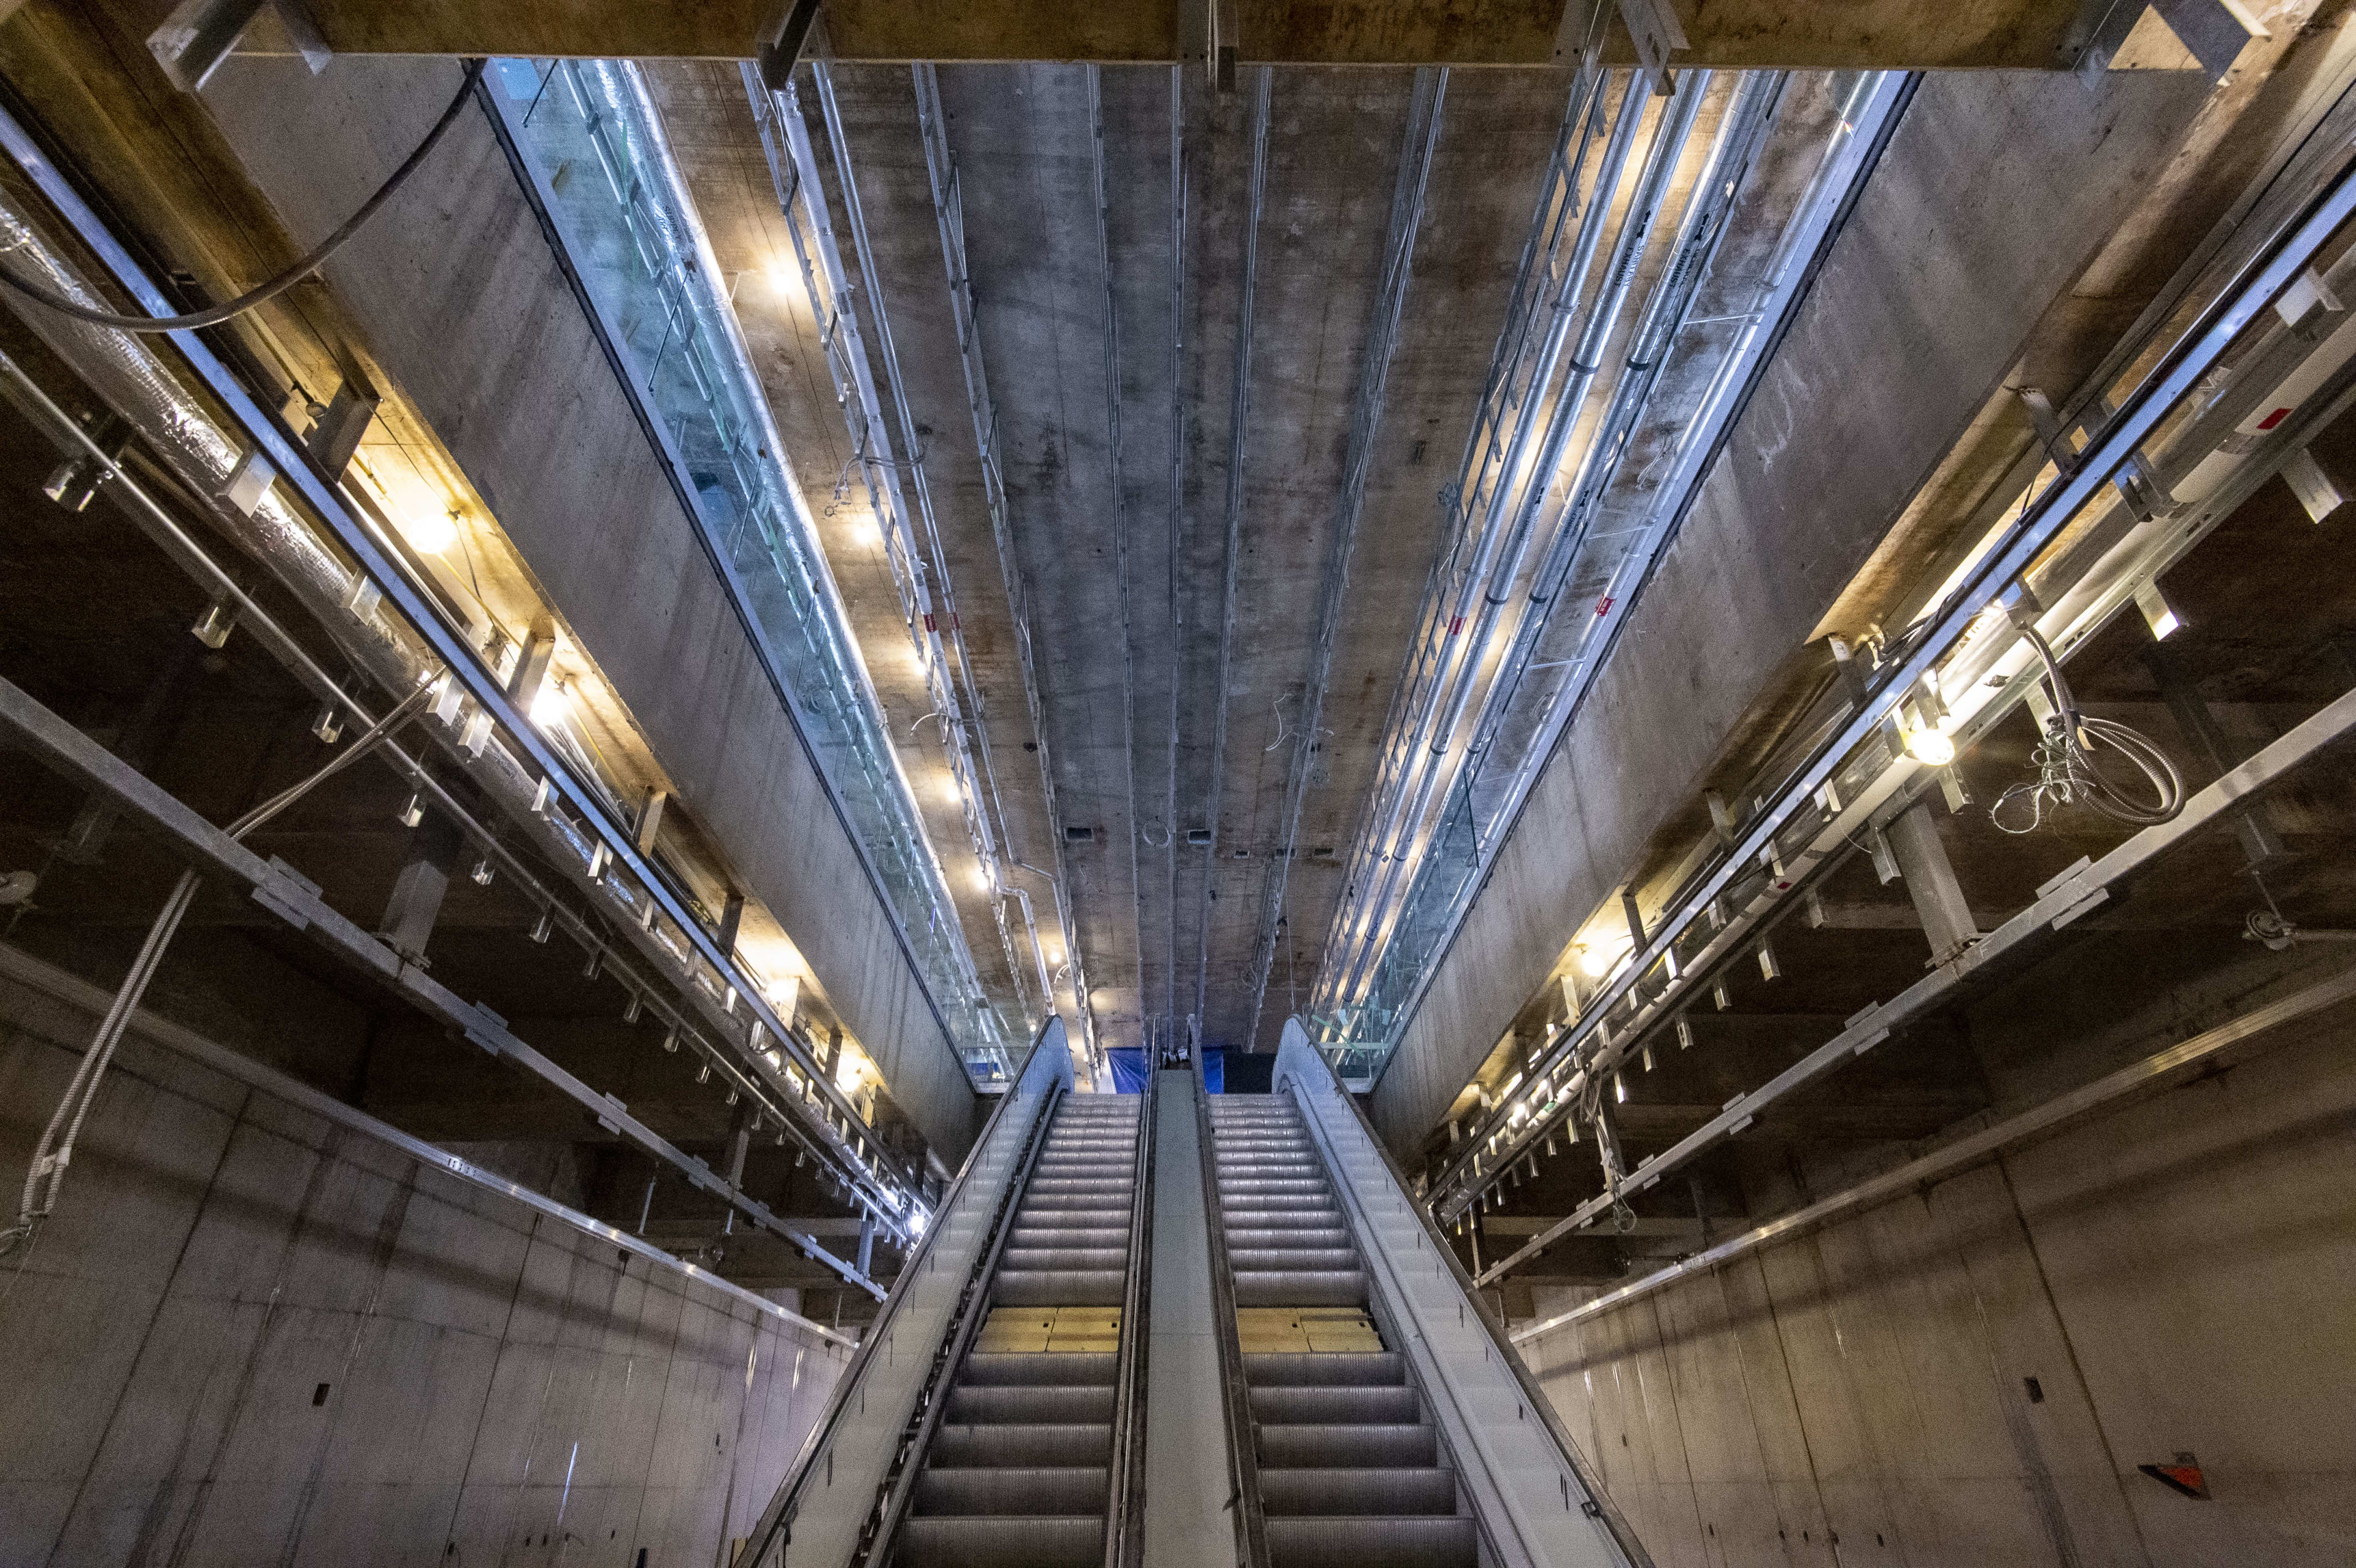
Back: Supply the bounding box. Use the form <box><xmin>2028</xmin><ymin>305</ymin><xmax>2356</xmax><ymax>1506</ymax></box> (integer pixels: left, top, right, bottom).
<box><xmin>1195</xmin><ymin>1022</ymin><xmax>1655</xmax><ymax>1568</ymax></box>
<box><xmin>736</xmin><ymin>1017</ymin><xmax>1647</xmax><ymax>1568</ymax></box>
<box><xmin>897</xmin><ymin>1093</ymin><xmax>1142</xmax><ymax>1566</ymax></box>
<box><xmin>1208</xmin><ymin>1097</ymin><xmax>1476</xmax><ymax>1568</ymax></box>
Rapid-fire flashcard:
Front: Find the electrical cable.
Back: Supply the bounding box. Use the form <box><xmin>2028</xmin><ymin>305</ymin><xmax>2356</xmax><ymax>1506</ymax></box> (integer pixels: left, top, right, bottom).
<box><xmin>1992</xmin><ymin>623</ymin><xmax>2185</xmax><ymax>834</ymax></box>
<box><xmin>0</xmin><ymin>60</ymin><xmax>485</xmax><ymax>335</ymax></box>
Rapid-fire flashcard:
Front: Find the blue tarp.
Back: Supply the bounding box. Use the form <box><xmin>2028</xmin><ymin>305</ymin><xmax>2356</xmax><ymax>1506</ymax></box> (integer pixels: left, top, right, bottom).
<box><xmin>1107</xmin><ymin>1048</ymin><xmax>1151</xmax><ymax>1094</ymax></box>
<box><xmin>1202</xmin><ymin>1049</ymin><xmax>1223</xmax><ymax>1094</ymax></box>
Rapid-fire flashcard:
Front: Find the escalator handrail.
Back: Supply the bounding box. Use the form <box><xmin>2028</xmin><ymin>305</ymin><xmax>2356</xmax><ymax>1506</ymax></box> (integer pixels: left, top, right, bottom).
<box><xmin>1276</xmin><ymin>1025</ymin><xmax>1656</xmax><ymax>1568</ymax></box>
<box><xmin>862</xmin><ymin>1077</ymin><xmax>1071</xmax><ymax>1564</ymax></box>
<box><xmin>1103</xmin><ymin>1063</ymin><xmax>1158</xmax><ymax>1567</ymax></box>
<box><xmin>737</xmin><ymin>1017</ymin><xmax>1072</xmax><ymax>1565</ymax></box>
<box><xmin>1191</xmin><ymin>1051</ymin><xmax>1271</xmax><ymax>1568</ymax></box>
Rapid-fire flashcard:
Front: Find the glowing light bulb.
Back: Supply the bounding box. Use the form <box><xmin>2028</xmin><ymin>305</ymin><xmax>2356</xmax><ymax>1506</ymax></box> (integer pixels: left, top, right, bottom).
<box><xmin>405</xmin><ymin>510</ymin><xmax>457</xmax><ymax>553</ymax></box>
<box><xmin>529</xmin><ymin>680</ymin><xmax>569</xmax><ymax>728</ymax></box>
<box><xmin>1580</xmin><ymin>935</ymin><xmax>1631</xmax><ymax>978</ymax></box>
<box><xmin>1902</xmin><ymin>726</ymin><xmax>1957</xmax><ymax>767</ymax></box>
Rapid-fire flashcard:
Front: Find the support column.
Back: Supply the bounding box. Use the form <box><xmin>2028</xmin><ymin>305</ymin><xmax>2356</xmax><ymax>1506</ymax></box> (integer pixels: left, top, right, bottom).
<box><xmin>1884</xmin><ymin>799</ymin><xmax>1979</xmax><ymax>964</ymax></box>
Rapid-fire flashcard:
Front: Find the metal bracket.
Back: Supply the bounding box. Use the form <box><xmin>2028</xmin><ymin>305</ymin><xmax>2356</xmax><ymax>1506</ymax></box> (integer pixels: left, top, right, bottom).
<box><xmin>251</xmin><ymin>855</ymin><xmax>324</xmax><ymax>930</ymax></box>
<box><xmin>1615</xmin><ymin>0</ymin><xmax>1685</xmax><ymax>96</ymax></box>
<box><xmin>756</xmin><ymin>0</ymin><xmax>824</xmax><ymax>91</ymax></box>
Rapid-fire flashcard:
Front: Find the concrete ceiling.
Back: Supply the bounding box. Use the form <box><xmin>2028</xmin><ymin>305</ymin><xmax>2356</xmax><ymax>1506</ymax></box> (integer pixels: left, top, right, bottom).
<box><xmin>649</xmin><ymin>58</ymin><xmax>1871</xmax><ymax>1055</ymax></box>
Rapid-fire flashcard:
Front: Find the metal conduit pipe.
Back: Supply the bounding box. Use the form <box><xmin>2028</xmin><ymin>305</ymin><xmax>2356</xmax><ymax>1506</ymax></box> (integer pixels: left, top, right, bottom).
<box><xmin>0</xmin><ymin>174</ymin><xmax>919</xmax><ymax>1232</ymax></box>
<box><xmin>755</xmin><ymin>70</ymin><xmax>1024</xmax><ymax>1062</ymax></box>
<box><xmin>907</xmin><ymin>64</ymin><xmax>1101</xmax><ymax>1067</ymax></box>
<box><xmin>1459</xmin><ymin>74</ymin><xmax>1781</xmax><ymax>804</ymax></box>
<box><xmin>1241</xmin><ymin>67</ymin><xmax>1447</xmax><ymax>1050</ymax></box>
<box><xmin>1307</xmin><ymin>67</ymin><xmax>1619</xmax><ymax>1019</ymax></box>
<box><xmin>1325</xmin><ymin>72</ymin><xmax>1690</xmax><ymax>1009</ymax></box>
<box><xmin>806</xmin><ymin>63</ymin><xmax>1045</xmax><ymax>1036</ymax></box>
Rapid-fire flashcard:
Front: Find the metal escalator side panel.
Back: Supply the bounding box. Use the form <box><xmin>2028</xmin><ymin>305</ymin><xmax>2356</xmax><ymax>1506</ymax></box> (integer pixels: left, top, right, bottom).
<box><xmin>737</xmin><ymin>1020</ymin><xmax>1077</xmax><ymax>1568</ymax></box>
<box><xmin>1269</xmin><ymin>1021</ymin><xmax>1650</xmax><ymax>1568</ymax></box>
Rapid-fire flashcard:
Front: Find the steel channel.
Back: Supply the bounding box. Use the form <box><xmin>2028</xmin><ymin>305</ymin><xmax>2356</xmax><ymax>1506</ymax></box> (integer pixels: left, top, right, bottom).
<box><xmin>1242</xmin><ymin>66</ymin><xmax>1447</xmax><ymax>1048</ymax></box>
<box><xmin>1477</xmin><ymin>674</ymin><xmax>2356</xmax><ymax>1282</ymax></box>
<box><xmin>0</xmin><ymin>943</ymin><xmax>858</xmax><ymax>1349</ymax></box>
<box><xmin>1512</xmin><ymin>957</ymin><xmax>2356</xmax><ymax>1338</ymax></box>
<box><xmin>0</xmin><ymin>90</ymin><xmax>920</xmax><ymax>1211</ymax></box>
<box><xmin>808</xmin><ymin>61</ymin><xmax>1041</xmax><ymax>1040</ymax></box>
<box><xmin>0</xmin><ymin>675</ymin><xmax>887</xmax><ymax>1294</ymax></box>
<box><xmin>0</xmin><ymin>344</ymin><xmax>889</xmax><ymax>1269</ymax></box>
<box><xmin>1319</xmin><ymin>69</ymin><xmax>1644</xmax><ymax>1012</ymax></box>
<box><xmin>1433</xmin><ymin>140</ymin><xmax>2356</xmax><ymax>1220</ymax></box>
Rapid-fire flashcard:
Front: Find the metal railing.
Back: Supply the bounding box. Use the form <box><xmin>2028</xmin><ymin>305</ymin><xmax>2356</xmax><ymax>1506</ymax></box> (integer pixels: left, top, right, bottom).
<box><xmin>1190</xmin><ymin>1051</ymin><xmax>1271</xmax><ymax>1568</ymax></box>
<box><xmin>1103</xmin><ymin>1064</ymin><xmax>1158</xmax><ymax>1568</ymax></box>
<box><xmin>1273</xmin><ymin>1020</ymin><xmax>1650</xmax><ymax>1568</ymax></box>
<box><xmin>737</xmin><ymin>1018</ymin><xmax>1075</xmax><ymax>1567</ymax></box>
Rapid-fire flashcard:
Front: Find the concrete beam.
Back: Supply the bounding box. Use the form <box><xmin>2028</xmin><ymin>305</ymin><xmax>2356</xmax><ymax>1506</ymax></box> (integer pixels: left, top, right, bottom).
<box><xmin>253</xmin><ymin>0</ymin><xmax>2138</xmax><ymax>69</ymax></box>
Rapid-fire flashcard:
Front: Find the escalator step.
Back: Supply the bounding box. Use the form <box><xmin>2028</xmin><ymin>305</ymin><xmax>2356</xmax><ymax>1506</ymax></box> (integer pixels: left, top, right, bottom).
<box><xmin>1263</xmin><ymin>1516</ymin><xmax>1477</xmax><ymax>1568</ymax></box>
<box><xmin>945</xmin><ymin>1384</ymin><xmax>1116</xmax><ymax>1424</ymax></box>
<box><xmin>893</xmin><ymin>1514</ymin><xmax>1104</xmax><ymax>1568</ymax></box>
<box><xmin>1233</xmin><ymin>1269</ymin><xmax>1367</xmax><ymax>1307</ymax></box>
<box><xmin>1244</xmin><ymin>1352</ymin><xmax>1404</xmax><ymax>1386</ymax></box>
<box><xmin>959</xmin><ymin>1353</ymin><xmax>1114</xmax><ymax>1386</ymax></box>
<box><xmin>1249</xmin><ymin>1385</ymin><xmax>1419</xmax><ymax>1424</ymax></box>
<box><xmin>1220</xmin><ymin>1210</ymin><xmax>1345</xmax><ymax>1231</ymax></box>
<box><xmin>993</xmin><ymin>1268</ymin><xmax>1126</xmax><ymax>1305</ymax></box>
<box><xmin>928</xmin><ymin>1423</ymin><xmax>1112</xmax><ymax>1467</ymax></box>
<box><xmin>1000</xmin><ymin>1247</ymin><xmax>1130</xmax><ymax>1271</ymax></box>
<box><xmin>1258</xmin><ymin>1424</ymin><xmax>1436</xmax><ymax>1468</ymax></box>
<box><xmin>1258</xmin><ymin>1469</ymin><xmax>1458</xmax><ymax>1518</ymax></box>
<box><xmin>1228</xmin><ymin>1228</ymin><xmax>1352</xmax><ymax>1250</ymax></box>
<box><xmin>912</xmin><ymin>1466</ymin><xmax>1109</xmax><ymax>1517</ymax></box>
<box><xmin>1230</xmin><ymin>1247</ymin><xmax>1360</xmax><ymax>1272</ymax></box>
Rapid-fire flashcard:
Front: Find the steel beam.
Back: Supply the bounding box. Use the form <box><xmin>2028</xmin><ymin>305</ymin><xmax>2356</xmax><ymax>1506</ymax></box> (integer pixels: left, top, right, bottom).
<box><xmin>0</xmin><ymin>940</ymin><xmax>855</xmax><ymax>1350</ymax></box>
<box><xmin>238</xmin><ymin>0</ymin><xmax>2131</xmax><ymax>69</ymax></box>
<box><xmin>0</xmin><ymin>676</ymin><xmax>887</xmax><ymax>1299</ymax></box>
<box><xmin>1512</xmin><ymin>956</ymin><xmax>2356</xmax><ymax>1343</ymax></box>
<box><xmin>1477</xmin><ymin>675</ymin><xmax>2356</xmax><ymax>1286</ymax></box>
<box><xmin>1882</xmin><ymin>798</ymin><xmax>1978</xmax><ymax>964</ymax></box>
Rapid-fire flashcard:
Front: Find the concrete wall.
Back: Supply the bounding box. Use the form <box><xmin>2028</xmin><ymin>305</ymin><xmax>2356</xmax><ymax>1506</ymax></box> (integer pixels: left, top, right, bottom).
<box><xmin>0</xmin><ymin>951</ymin><xmax>845</xmax><ymax>1568</ymax></box>
<box><xmin>1519</xmin><ymin>1002</ymin><xmax>2356</xmax><ymax>1567</ymax></box>
<box><xmin>1371</xmin><ymin>65</ymin><xmax>2212</xmax><ymax>1153</ymax></box>
<box><xmin>190</xmin><ymin>55</ymin><xmax>979</xmax><ymax>1160</ymax></box>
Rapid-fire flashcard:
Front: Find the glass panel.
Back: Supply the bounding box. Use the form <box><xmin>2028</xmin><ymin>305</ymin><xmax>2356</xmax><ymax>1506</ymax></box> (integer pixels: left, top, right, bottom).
<box><xmin>485</xmin><ymin>59</ymin><xmax>1014</xmax><ymax>1084</ymax></box>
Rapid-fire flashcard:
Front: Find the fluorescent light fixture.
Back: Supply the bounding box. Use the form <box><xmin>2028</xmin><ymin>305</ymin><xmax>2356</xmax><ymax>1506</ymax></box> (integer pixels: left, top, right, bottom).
<box><xmin>2135</xmin><ymin>579</ymin><xmax>2182</xmax><ymax>640</ymax></box>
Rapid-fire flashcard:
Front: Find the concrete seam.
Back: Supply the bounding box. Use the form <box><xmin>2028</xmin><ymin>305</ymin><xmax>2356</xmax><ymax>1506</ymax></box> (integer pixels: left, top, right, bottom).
<box><xmin>1991</xmin><ymin>1150</ymin><xmax>2160</xmax><ymax>1566</ymax></box>
<box><xmin>31</xmin><ymin>1065</ymin><xmax>256</xmax><ymax>1568</ymax></box>
<box><xmin>162</xmin><ymin>1122</ymin><xmax>351</xmax><ymax>1568</ymax></box>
